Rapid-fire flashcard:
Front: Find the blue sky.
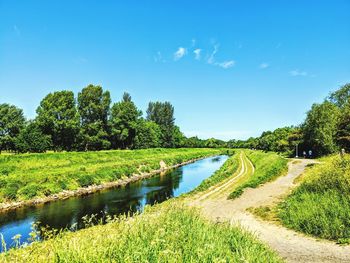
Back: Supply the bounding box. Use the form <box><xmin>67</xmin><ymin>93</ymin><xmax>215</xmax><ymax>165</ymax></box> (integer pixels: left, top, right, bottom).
<box><xmin>1</xmin><ymin>1</ymin><xmax>349</xmax><ymax>140</ymax></box>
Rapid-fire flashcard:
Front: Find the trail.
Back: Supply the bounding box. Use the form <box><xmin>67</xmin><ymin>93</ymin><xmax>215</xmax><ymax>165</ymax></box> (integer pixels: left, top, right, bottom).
<box><xmin>191</xmin><ymin>152</ymin><xmax>350</xmax><ymax>263</ymax></box>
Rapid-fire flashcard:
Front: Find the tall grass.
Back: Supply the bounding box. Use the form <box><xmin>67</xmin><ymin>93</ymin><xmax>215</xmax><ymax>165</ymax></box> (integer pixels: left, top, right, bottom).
<box><xmin>0</xmin><ymin>202</ymin><xmax>282</xmax><ymax>263</ymax></box>
<box><xmin>0</xmin><ymin>148</ymin><xmax>222</xmax><ymax>202</ymax></box>
<box><xmin>229</xmin><ymin>150</ymin><xmax>288</xmax><ymax>199</ymax></box>
<box><xmin>278</xmin><ymin>155</ymin><xmax>350</xmax><ymax>243</ymax></box>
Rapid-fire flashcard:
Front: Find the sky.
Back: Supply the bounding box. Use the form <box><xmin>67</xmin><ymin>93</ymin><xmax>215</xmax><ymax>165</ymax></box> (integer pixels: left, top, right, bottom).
<box><xmin>1</xmin><ymin>1</ymin><xmax>350</xmax><ymax>140</ymax></box>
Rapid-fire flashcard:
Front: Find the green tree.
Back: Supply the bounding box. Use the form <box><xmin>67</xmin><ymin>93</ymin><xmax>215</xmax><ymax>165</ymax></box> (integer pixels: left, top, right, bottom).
<box><xmin>329</xmin><ymin>83</ymin><xmax>350</xmax><ymax>108</ymax></box>
<box><xmin>303</xmin><ymin>101</ymin><xmax>340</xmax><ymax>156</ymax></box>
<box><xmin>15</xmin><ymin>122</ymin><xmax>51</xmax><ymax>153</ymax></box>
<box><xmin>0</xmin><ymin>103</ymin><xmax>26</xmax><ymax>153</ymax></box>
<box><xmin>134</xmin><ymin>119</ymin><xmax>162</xmax><ymax>149</ymax></box>
<box><xmin>77</xmin><ymin>85</ymin><xmax>111</xmax><ymax>151</ymax></box>
<box><xmin>337</xmin><ymin>101</ymin><xmax>350</xmax><ymax>151</ymax></box>
<box><xmin>146</xmin><ymin>101</ymin><xmax>175</xmax><ymax>147</ymax></box>
<box><xmin>36</xmin><ymin>91</ymin><xmax>79</xmax><ymax>151</ymax></box>
<box><xmin>110</xmin><ymin>92</ymin><xmax>141</xmax><ymax>149</ymax></box>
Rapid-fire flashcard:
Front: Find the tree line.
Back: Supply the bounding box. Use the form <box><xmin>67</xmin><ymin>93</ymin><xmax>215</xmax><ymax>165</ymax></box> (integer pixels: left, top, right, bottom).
<box><xmin>0</xmin><ymin>84</ymin><xmax>226</xmax><ymax>153</ymax></box>
<box><xmin>228</xmin><ymin>83</ymin><xmax>350</xmax><ymax>157</ymax></box>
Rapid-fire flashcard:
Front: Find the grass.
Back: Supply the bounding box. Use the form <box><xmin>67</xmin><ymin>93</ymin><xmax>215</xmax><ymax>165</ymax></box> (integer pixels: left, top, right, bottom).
<box><xmin>0</xmin><ymin>201</ymin><xmax>282</xmax><ymax>263</ymax></box>
<box><xmin>278</xmin><ymin>154</ymin><xmax>350</xmax><ymax>243</ymax></box>
<box><xmin>229</xmin><ymin>150</ymin><xmax>288</xmax><ymax>199</ymax></box>
<box><xmin>0</xmin><ymin>148</ymin><xmax>223</xmax><ymax>203</ymax></box>
<box><xmin>187</xmin><ymin>151</ymin><xmax>239</xmax><ymax>194</ymax></box>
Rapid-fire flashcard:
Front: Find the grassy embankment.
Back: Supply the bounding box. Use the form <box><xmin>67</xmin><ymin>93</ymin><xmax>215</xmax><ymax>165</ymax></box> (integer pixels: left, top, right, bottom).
<box><xmin>278</xmin><ymin>154</ymin><xmax>350</xmax><ymax>243</ymax></box>
<box><xmin>229</xmin><ymin>150</ymin><xmax>288</xmax><ymax>199</ymax></box>
<box><xmin>0</xmin><ymin>148</ymin><xmax>223</xmax><ymax>203</ymax></box>
<box><xmin>0</xmin><ymin>150</ymin><xmax>283</xmax><ymax>262</ymax></box>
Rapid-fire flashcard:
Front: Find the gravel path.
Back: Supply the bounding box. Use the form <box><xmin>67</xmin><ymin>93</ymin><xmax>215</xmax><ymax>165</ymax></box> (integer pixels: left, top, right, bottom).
<box><xmin>192</xmin><ymin>154</ymin><xmax>350</xmax><ymax>263</ymax></box>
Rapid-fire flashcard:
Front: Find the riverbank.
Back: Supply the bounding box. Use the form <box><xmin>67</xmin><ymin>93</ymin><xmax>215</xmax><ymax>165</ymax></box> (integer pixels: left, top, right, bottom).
<box><xmin>0</xmin><ymin>148</ymin><xmax>225</xmax><ymax>212</ymax></box>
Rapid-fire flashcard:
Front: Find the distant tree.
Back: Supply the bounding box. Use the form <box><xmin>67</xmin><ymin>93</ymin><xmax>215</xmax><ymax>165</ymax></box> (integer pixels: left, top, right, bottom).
<box><xmin>172</xmin><ymin>126</ymin><xmax>186</xmax><ymax>148</ymax></box>
<box><xmin>146</xmin><ymin>101</ymin><xmax>175</xmax><ymax>147</ymax></box>
<box><xmin>134</xmin><ymin>119</ymin><xmax>162</xmax><ymax>149</ymax></box>
<box><xmin>329</xmin><ymin>83</ymin><xmax>350</xmax><ymax>108</ymax></box>
<box><xmin>302</xmin><ymin>101</ymin><xmax>341</xmax><ymax>156</ymax></box>
<box><xmin>337</xmin><ymin>100</ymin><xmax>350</xmax><ymax>151</ymax></box>
<box><xmin>36</xmin><ymin>91</ymin><xmax>79</xmax><ymax>151</ymax></box>
<box><xmin>77</xmin><ymin>84</ymin><xmax>111</xmax><ymax>151</ymax></box>
<box><xmin>110</xmin><ymin>92</ymin><xmax>141</xmax><ymax>149</ymax></box>
<box><xmin>15</xmin><ymin>122</ymin><xmax>51</xmax><ymax>153</ymax></box>
<box><xmin>0</xmin><ymin>104</ymin><xmax>26</xmax><ymax>153</ymax></box>
<box><xmin>184</xmin><ymin>136</ymin><xmax>205</xmax><ymax>148</ymax></box>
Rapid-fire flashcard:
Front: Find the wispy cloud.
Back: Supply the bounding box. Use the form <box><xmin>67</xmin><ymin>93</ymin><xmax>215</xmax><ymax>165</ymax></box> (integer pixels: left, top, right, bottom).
<box><xmin>207</xmin><ymin>44</ymin><xmax>219</xmax><ymax>64</ymax></box>
<box><xmin>174</xmin><ymin>47</ymin><xmax>187</xmax><ymax>61</ymax></box>
<box><xmin>259</xmin><ymin>63</ymin><xmax>269</xmax><ymax>69</ymax></box>
<box><xmin>216</xmin><ymin>60</ymin><xmax>235</xmax><ymax>69</ymax></box>
<box><xmin>191</xmin><ymin>38</ymin><xmax>196</xmax><ymax>47</ymax></box>
<box><xmin>13</xmin><ymin>25</ymin><xmax>21</xmax><ymax>36</ymax></box>
<box><xmin>154</xmin><ymin>51</ymin><xmax>165</xmax><ymax>63</ymax></box>
<box><xmin>193</xmin><ymin>49</ymin><xmax>201</xmax><ymax>60</ymax></box>
<box><xmin>289</xmin><ymin>69</ymin><xmax>308</xmax><ymax>77</ymax></box>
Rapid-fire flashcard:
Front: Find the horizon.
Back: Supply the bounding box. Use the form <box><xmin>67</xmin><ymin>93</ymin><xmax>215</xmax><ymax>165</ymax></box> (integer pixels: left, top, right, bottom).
<box><xmin>1</xmin><ymin>1</ymin><xmax>349</xmax><ymax>140</ymax></box>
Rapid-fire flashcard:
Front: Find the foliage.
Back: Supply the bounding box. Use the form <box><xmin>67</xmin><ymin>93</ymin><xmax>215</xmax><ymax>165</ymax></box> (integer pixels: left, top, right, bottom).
<box><xmin>0</xmin><ymin>104</ymin><xmax>25</xmax><ymax>153</ymax></box>
<box><xmin>146</xmin><ymin>101</ymin><xmax>176</xmax><ymax>147</ymax></box>
<box><xmin>109</xmin><ymin>92</ymin><xmax>141</xmax><ymax>149</ymax></box>
<box><xmin>302</xmin><ymin>101</ymin><xmax>340</xmax><ymax>156</ymax></box>
<box><xmin>229</xmin><ymin>150</ymin><xmax>288</xmax><ymax>199</ymax></box>
<box><xmin>36</xmin><ymin>90</ymin><xmax>79</xmax><ymax>151</ymax></box>
<box><xmin>134</xmin><ymin>119</ymin><xmax>162</xmax><ymax>149</ymax></box>
<box><xmin>0</xmin><ymin>203</ymin><xmax>282</xmax><ymax>263</ymax></box>
<box><xmin>77</xmin><ymin>84</ymin><xmax>111</xmax><ymax>151</ymax></box>
<box><xmin>278</xmin><ymin>155</ymin><xmax>350</xmax><ymax>242</ymax></box>
<box><xmin>15</xmin><ymin>122</ymin><xmax>51</xmax><ymax>153</ymax></box>
<box><xmin>0</xmin><ymin>148</ymin><xmax>221</xmax><ymax>201</ymax></box>
<box><xmin>337</xmin><ymin>100</ymin><xmax>350</xmax><ymax>151</ymax></box>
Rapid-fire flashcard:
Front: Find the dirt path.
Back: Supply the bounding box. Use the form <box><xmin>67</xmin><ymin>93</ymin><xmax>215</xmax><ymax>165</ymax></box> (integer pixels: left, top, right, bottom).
<box><xmin>191</xmin><ymin>153</ymin><xmax>350</xmax><ymax>263</ymax></box>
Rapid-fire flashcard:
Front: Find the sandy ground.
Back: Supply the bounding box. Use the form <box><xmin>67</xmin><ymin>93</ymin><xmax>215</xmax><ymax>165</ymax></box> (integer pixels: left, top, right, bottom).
<box><xmin>191</xmin><ymin>154</ymin><xmax>350</xmax><ymax>263</ymax></box>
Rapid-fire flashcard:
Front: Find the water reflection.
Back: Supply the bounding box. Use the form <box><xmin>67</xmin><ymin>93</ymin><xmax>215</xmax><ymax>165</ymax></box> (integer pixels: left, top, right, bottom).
<box><xmin>0</xmin><ymin>155</ymin><xmax>228</xmax><ymax>250</ymax></box>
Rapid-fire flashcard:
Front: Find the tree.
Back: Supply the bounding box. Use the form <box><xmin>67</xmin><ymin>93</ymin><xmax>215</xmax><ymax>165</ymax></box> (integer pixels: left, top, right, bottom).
<box><xmin>146</xmin><ymin>101</ymin><xmax>175</xmax><ymax>147</ymax></box>
<box><xmin>0</xmin><ymin>104</ymin><xmax>26</xmax><ymax>153</ymax></box>
<box><xmin>134</xmin><ymin>119</ymin><xmax>162</xmax><ymax>149</ymax></box>
<box><xmin>302</xmin><ymin>101</ymin><xmax>340</xmax><ymax>156</ymax></box>
<box><xmin>36</xmin><ymin>91</ymin><xmax>79</xmax><ymax>151</ymax></box>
<box><xmin>110</xmin><ymin>92</ymin><xmax>141</xmax><ymax>149</ymax></box>
<box><xmin>329</xmin><ymin>83</ymin><xmax>350</xmax><ymax>108</ymax></box>
<box><xmin>337</xmin><ymin>101</ymin><xmax>350</xmax><ymax>151</ymax></box>
<box><xmin>15</xmin><ymin>122</ymin><xmax>51</xmax><ymax>153</ymax></box>
<box><xmin>77</xmin><ymin>85</ymin><xmax>111</xmax><ymax>151</ymax></box>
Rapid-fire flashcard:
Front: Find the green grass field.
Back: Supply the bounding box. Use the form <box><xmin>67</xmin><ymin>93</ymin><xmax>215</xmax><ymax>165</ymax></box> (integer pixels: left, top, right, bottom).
<box><xmin>278</xmin><ymin>154</ymin><xmax>350</xmax><ymax>243</ymax></box>
<box><xmin>229</xmin><ymin>150</ymin><xmax>288</xmax><ymax>199</ymax></box>
<box><xmin>0</xmin><ymin>148</ymin><xmax>223</xmax><ymax>202</ymax></box>
<box><xmin>0</xmin><ymin>201</ymin><xmax>282</xmax><ymax>263</ymax></box>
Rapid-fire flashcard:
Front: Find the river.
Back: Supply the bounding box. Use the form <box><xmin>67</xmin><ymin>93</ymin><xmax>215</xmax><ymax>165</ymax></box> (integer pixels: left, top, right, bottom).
<box><xmin>0</xmin><ymin>155</ymin><xmax>228</xmax><ymax>250</ymax></box>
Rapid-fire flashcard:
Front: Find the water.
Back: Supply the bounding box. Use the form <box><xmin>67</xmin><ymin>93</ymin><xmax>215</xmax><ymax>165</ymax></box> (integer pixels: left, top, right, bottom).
<box><xmin>0</xmin><ymin>155</ymin><xmax>228</xmax><ymax>250</ymax></box>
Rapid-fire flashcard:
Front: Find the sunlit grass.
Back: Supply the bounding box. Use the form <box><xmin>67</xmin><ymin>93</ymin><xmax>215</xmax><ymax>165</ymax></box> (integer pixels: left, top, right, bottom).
<box><xmin>0</xmin><ymin>202</ymin><xmax>282</xmax><ymax>263</ymax></box>
<box><xmin>278</xmin><ymin>154</ymin><xmax>350</xmax><ymax>243</ymax></box>
<box><xmin>229</xmin><ymin>150</ymin><xmax>288</xmax><ymax>199</ymax></box>
<box><xmin>0</xmin><ymin>148</ymin><xmax>223</xmax><ymax>202</ymax></box>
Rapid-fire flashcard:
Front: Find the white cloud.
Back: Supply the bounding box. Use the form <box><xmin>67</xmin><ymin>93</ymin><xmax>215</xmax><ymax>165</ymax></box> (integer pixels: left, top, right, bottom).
<box><xmin>259</xmin><ymin>63</ymin><xmax>269</xmax><ymax>69</ymax></box>
<box><xmin>207</xmin><ymin>44</ymin><xmax>219</xmax><ymax>64</ymax></box>
<box><xmin>174</xmin><ymin>47</ymin><xmax>187</xmax><ymax>61</ymax></box>
<box><xmin>193</xmin><ymin>49</ymin><xmax>201</xmax><ymax>60</ymax></box>
<box><xmin>289</xmin><ymin>69</ymin><xmax>308</xmax><ymax>77</ymax></box>
<box><xmin>216</xmin><ymin>60</ymin><xmax>235</xmax><ymax>69</ymax></box>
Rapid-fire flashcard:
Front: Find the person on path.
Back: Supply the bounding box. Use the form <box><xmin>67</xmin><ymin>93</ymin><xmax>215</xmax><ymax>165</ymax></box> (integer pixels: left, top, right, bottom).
<box><xmin>303</xmin><ymin>151</ymin><xmax>306</xmax><ymax>158</ymax></box>
<box><xmin>308</xmin><ymin>150</ymin><xmax>313</xmax><ymax>158</ymax></box>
